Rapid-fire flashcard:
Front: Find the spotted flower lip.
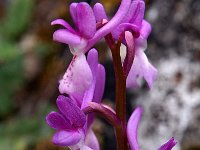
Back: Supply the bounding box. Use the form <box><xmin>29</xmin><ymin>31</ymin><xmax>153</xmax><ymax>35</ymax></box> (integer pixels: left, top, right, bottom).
<box><xmin>127</xmin><ymin>107</ymin><xmax>177</xmax><ymax>150</ymax></box>
<box><xmin>59</xmin><ymin>48</ymin><xmax>105</xmax><ymax>108</ymax></box>
<box><xmin>52</xmin><ymin>0</ymin><xmax>131</xmax><ymax>54</ymax></box>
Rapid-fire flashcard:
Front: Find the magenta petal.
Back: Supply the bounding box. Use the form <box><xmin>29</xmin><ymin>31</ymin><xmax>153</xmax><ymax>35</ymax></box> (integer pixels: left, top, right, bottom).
<box><xmin>81</xmin><ymin>49</ymin><xmax>99</xmax><ymax>109</ymax></box>
<box><xmin>87</xmin><ymin>48</ymin><xmax>99</xmax><ymax>77</ymax></box>
<box><xmin>52</xmin><ymin>130</ymin><xmax>82</xmax><ymax>146</ymax></box>
<box><xmin>140</xmin><ymin>20</ymin><xmax>152</xmax><ymax>39</ymax></box>
<box><xmin>87</xmin><ymin>64</ymin><xmax>105</xmax><ymax>127</ymax></box>
<box><xmin>120</xmin><ymin>23</ymin><xmax>140</xmax><ymax>38</ymax></box>
<box><xmin>126</xmin><ymin>50</ymin><xmax>157</xmax><ymax>89</ymax></box>
<box><xmin>93</xmin><ymin>3</ymin><xmax>108</xmax><ymax>22</ymax></box>
<box><xmin>123</xmin><ymin>31</ymin><xmax>135</xmax><ymax>77</ymax></box>
<box><xmin>59</xmin><ymin>54</ymin><xmax>93</xmax><ymax>98</ymax></box>
<box><xmin>53</xmin><ymin>29</ymin><xmax>81</xmax><ymax>46</ymax></box>
<box><xmin>129</xmin><ymin>0</ymin><xmax>145</xmax><ymax>27</ymax></box>
<box><xmin>122</xmin><ymin>0</ymin><xmax>144</xmax><ymax>26</ymax></box>
<box><xmin>86</xmin><ymin>0</ymin><xmax>131</xmax><ymax>52</ymax></box>
<box><xmin>56</xmin><ymin>95</ymin><xmax>86</xmax><ymax>128</ymax></box>
<box><xmin>93</xmin><ymin>64</ymin><xmax>105</xmax><ymax>103</ymax></box>
<box><xmin>85</xmin><ymin>129</ymin><xmax>100</xmax><ymax>150</ymax></box>
<box><xmin>158</xmin><ymin>137</ymin><xmax>177</xmax><ymax>150</ymax></box>
<box><xmin>51</xmin><ymin>19</ymin><xmax>77</xmax><ymax>34</ymax></box>
<box><xmin>46</xmin><ymin>111</ymin><xmax>73</xmax><ymax>130</ymax></box>
<box><xmin>127</xmin><ymin>107</ymin><xmax>143</xmax><ymax>150</ymax></box>
<box><xmin>70</xmin><ymin>3</ymin><xmax>78</xmax><ymax>27</ymax></box>
<box><xmin>76</xmin><ymin>2</ymin><xmax>96</xmax><ymax>39</ymax></box>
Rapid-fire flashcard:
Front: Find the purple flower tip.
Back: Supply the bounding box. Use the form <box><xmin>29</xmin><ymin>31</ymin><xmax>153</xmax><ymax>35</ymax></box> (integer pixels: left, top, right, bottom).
<box><xmin>158</xmin><ymin>137</ymin><xmax>177</xmax><ymax>150</ymax></box>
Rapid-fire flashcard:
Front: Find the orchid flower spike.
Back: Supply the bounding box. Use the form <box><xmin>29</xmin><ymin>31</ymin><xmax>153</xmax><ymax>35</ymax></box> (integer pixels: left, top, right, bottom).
<box><xmin>127</xmin><ymin>107</ymin><xmax>177</xmax><ymax>150</ymax></box>
<box><xmin>52</xmin><ymin>0</ymin><xmax>131</xmax><ymax>55</ymax></box>
<box><xmin>46</xmin><ymin>95</ymin><xmax>100</xmax><ymax>150</ymax></box>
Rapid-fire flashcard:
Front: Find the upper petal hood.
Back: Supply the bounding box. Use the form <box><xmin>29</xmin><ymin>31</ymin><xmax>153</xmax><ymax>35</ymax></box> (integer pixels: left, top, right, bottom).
<box><xmin>56</xmin><ymin>95</ymin><xmax>86</xmax><ymax>128</ymax></box>
<box><xmin>46</xmin><ymin>111</ymin><xmax>73</xmax><ymax>130</ymax></box>
<box><xmin>76</xmin><ymin>2</ymin><xmax>96</xmax><ymax>39</ymax></box>
<box><xmin>93</xmin><ymin>3</ymin><xmax>108</xmax><ymax>22</ymax></box>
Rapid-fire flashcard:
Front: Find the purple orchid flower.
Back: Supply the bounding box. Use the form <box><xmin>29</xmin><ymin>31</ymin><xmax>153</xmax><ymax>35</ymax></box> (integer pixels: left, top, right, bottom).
<box><xmin>127</xmin><ymin>107</ymin><xmax>177</xmax><ymax>150</ymax></box>
<box><xmin>46</xmin><ymin>95</ymin><xmax>100</xmax><ymax>150</ymax></box>
<box><xmin>93</xmin><ymin>1</ymin><xmax>157</xmax><ymax>89</ymax></box>
<box><xmin>52</xmin><ymin>0</ymin><xmax>132</xmax><ymax>54</ymax></box>
<box><xmin>48</xmin><ymin>49</ymin><xmax>105</xmax><ymax>149</ymax></box>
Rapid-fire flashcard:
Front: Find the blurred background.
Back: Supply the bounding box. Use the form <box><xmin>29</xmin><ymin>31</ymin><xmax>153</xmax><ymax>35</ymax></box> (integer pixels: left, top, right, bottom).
<box><xmin>0</xmin><ymin>0</ymin><xmax>199</xmax><ymax>150</ymax></box>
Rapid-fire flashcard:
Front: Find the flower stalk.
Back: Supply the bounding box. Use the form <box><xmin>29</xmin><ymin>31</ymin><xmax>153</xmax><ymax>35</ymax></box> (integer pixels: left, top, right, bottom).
<box><xmin>105</xmin><ymin>33</ymin><xmax>128</xmax><ymax>150</ymax></box>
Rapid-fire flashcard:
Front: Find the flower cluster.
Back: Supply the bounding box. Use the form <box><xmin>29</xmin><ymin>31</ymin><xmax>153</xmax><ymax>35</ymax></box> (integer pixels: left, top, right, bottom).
<box><xmin>46</xmin><ymin>0</ymin><xmax>177</xmax><ymax>150</ymax></box>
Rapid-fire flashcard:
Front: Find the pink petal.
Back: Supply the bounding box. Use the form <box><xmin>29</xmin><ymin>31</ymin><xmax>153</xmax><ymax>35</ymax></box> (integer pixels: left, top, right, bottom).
<box><xmin>81</xmin><ymin>49</ymin><xmax>99</xmax><ymax>109</ymax></box>
<box><xmin>86</xmin><ymin>0</ymin><xmax>131</xmax><ymax>52</ymax></box>
<box><xmin>118</xmin><ymin>23</ymin><xmax>140</xmax><ymax>38</ymax></box>
<box><xmin>85</xmin><ymin>129</ymin><xmax>100</xmax><ymax>150</ymax></box>
<box><xmin>140</xmin><ymin>20</ymin><xmax>152</xmax><ymax>39</ymax></box>
<box><xmin>123</xmin><ymin>31</ymin><xmax>135</xmax><ymax>77</ymax></box>
<box><xmin>93</xmin><ymin>64</ymin><xmax>105</xmax><ymax>103</ymax></box>
<box><xmin>126</xmin><ymin>50</ymin><xmax>157</xmax><ymax>89</ymax></box>
<box><xmin>53</xmin><ymin>29</ymin><xmax>81</xmax><ymax>46</ymax></box>
<box><xmin>70</xmin><ymin>3</ymin><xmax>78</xmax><ymax>27</ymax></box>
<box><xmin>123</xmin><ymin>0</ymin><xmax>145</xmax><ymax>26</ymax></box>
<box><xmin>127</xmin><ymin>107</ymin><xmax>143</xmax><ymax>150</ymax></box>
<box><xmin>56</xmin><ymin>95</ymin><xmax>86</xmax><ymax>128</ymax></box>
<box><xmin>158</xmin><ymin>137</ymin><xmax>177</xmax><ymax>150</ymax></box>
<box><xmin>52</xmin><ymin>130</ymin><xmax>82</xmax><ymax>146</ymax></box>
<box><xmin>86</xmin><ymin>64</ymin><xmax>106</xmax><ymax>127</ymax></box>
<box><xmin>87</xmin><ymin>49</ymin><xmax>99</xmax><ymax>77</ymax></box>
<box><xmin>76</xmin><ymin>2</ymin><xmax>96</xmax><ymax>39</ymax></box>
<box><xmin>112</xmin><ymin>23</ymin><xmax>140</xmax><ymax>40</ymax></box>
<box><xmin>51</xmin><ymin>19</ymin><xmax>77</xmax><ymax>34</ymax></box>
<box><xmin>129</xmin><ymin>0</ymin><xmax>145</xmax><ymax>27</ymax></box>
<box><xmin>59</xmin><ymin>54</ymin><xmax>93</xmax><ymax>98</ymax></box>
<box><xmin>93</xmin><ymin>3</ymin><xmax>108</xmax><ymax>22</ymax></box>
<box><xmin>46</xmin><ymin>111</ymin><xmax>73</xmax><ymax>130</ymax></box>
